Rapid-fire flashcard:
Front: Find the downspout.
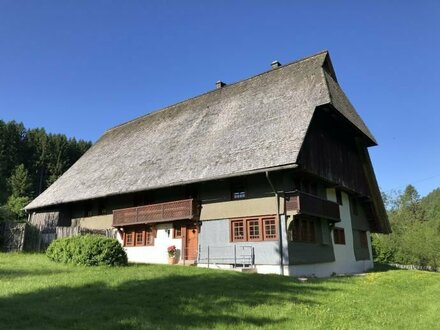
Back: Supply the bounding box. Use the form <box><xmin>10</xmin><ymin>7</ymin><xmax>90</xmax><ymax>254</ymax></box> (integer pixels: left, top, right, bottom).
<box><xmin>265</xmin><ymin>171</ymin><xmax>284</xmax><ymax>275</ymax></box>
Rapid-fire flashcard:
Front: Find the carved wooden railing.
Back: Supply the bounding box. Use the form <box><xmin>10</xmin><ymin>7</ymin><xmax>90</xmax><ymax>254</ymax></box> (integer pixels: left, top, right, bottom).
<box><xmin>113</xmin><ymin>198</ymin><xmax>197</xmax><ymax>227</ymax></box>
<box><xmin>285</xmin><ymin>191</ymin><xmax>340</xmax><ymax>221</ymax></box>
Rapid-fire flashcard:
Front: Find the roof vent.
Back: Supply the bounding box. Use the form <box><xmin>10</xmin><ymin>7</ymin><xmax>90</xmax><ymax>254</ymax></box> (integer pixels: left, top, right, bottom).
<box><xmin>216</xmin><ymin>80</ymin><xmax>226</xmax><ymax>89</ymax></box>
<box><xmin>271</xmin><ymin>60</ymin><xmax>282</xmax><ymax>69</ymax></box>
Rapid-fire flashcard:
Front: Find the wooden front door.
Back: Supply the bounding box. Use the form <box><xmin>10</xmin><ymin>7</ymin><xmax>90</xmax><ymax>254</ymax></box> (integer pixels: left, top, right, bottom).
<box><xmin>185</xmin><ymin>224</ymin><xmax>198</xmax><ymax>260</ymax></box>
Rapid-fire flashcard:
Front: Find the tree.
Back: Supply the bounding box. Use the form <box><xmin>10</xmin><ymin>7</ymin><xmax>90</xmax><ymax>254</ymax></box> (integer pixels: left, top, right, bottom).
<box><xmin>5</xmin><ymin>164</ymin><xmax>32</xmax><ymax>221</ymax></box>
<box><xmin>0</xmin><ymin>120</ymin><xmax>92</xmax><ymax>220</ymax></box>
<box><xmin>395</xmin><ymin>184</ymin><xmax>425</xmax><ymax>222</ymax></box>
<box><xmin>421</xmin><ymin>188</ymin><xmax>440</xmax><ymax>222</ymax></box>
<box><xmin>7</xmin><ymin>164</ymin><xmax>32</xmax><ymax>198</ymax></box>
<box><xmin>0</xmin><ymin>120</ymin><xmax>27</xmax><ymax>203</ymax></box>
<box><xmin>6</xmin><ymin>195</ymin><xmax>31</xmax><ymax>221</ymax></box>
<box><xmin>26</xmin><ymin>128</ymin><xmax>49</xmax><ymax>195</ymax></box>
<box><xmin>372</xmin><ymin>185</ymin><xmax>440</xmax><ymax>269</ymax></box>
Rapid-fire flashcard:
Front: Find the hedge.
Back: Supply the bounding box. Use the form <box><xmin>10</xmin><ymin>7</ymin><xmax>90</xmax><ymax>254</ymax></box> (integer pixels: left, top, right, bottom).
<box><xmin>46</xmin><ymin>234</ymin><xmax>127</xmax><ymax>266</ymax></box>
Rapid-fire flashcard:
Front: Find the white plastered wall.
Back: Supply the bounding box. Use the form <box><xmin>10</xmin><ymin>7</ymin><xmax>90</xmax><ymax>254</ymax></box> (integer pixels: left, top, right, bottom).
<box><xmin>288</xmin><ymin>189</ymin><xmax>373</xmax><ymax>277</ymax></box>
<box><xmin>117</xmin><ymin>223</ymin><xmax>183</xmax><ymax>264</ymax></box>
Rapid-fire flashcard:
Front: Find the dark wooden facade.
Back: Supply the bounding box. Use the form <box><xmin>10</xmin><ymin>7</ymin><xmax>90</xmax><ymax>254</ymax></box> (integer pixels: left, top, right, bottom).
<box><xmin>297</xmin><ymin>107</ymin><xmax>390</xmax><ymax>233</ymax></box>
<box><xmin>285</xmin><ymin>191</ymin><xmax>340</xmax><ymax>222</ymax></box>
<box><xmin>298</xmin><ymin>108</ymin><xmax>370</xmax><ymax>196</ymax></box>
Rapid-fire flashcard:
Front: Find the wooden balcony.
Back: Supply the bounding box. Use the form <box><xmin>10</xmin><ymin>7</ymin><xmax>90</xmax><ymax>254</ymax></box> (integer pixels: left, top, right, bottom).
<box><xmin>285</xmin><ymin>191</ymin><xmax>340</xmax><ymax>222</ymax></box>
<box><xmin>113</xmin><ymin>198</ymin><xmax>198</xmax><ymax>227</ymax></box>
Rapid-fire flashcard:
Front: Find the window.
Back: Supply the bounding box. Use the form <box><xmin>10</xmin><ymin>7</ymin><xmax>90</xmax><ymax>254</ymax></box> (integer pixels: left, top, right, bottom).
<box><xmin>359</xmin><ymin>231</ymin><xmax>368</xmax><ymax>248</ymax></box>
<box><xmin>146</xmin><ymin>229</ymin><xmax>154</xmax><ymax>245</ymax></box>
<box><xmin>231</xmin><ymin>220</ymin><xmax>245</xmax><ymax>241</ymax></box>
<box><xmin>263</xmin><ymin>217</ymin><xmax>277</xmax><ymax>240</ymax></box>
<box><xmin>231</xmin><ymin>182</ymin><xmax>246</xmax><ymax>200</ymax></box>
<box><xmin>123</xmin><ymin>226</ymin><xmax>155</xmax><ymax>247</ymax></box>
<box><xmin>135</xmin><ymin>231</ymin><xmax>145</xmax><ymax>246</ymax></box>
<box><xmin>125</xmin><ymin>232</ymin><xmax>134</xmax><ymax>247</ymax></box>
<box><xmin>334</xmin><ymin>227</ymin><xmax>345</xmax><ymax>245</ymax></box>
<box><xmin>336</xmin><ymin>190</ymin><xmax>343</xmax><ymax>205</ymax></box>
<box><xmin>292</xmin><ymin>218</ymin><xmax>316</xmax><ymax>243</ymax></box>
<box><xmin>247</xmin><ymin>218</ymin><xmax>261</xmax><ymax>241</ymax></box>
<box><xmin>173</xmin><ymin>223</ymin><xmax>183</xmax><ymax>238</ymax></box>
<box><xmin>230</xmin><ymin>216</ymin><xmax>278</xmax><ymax>242</ymax></box>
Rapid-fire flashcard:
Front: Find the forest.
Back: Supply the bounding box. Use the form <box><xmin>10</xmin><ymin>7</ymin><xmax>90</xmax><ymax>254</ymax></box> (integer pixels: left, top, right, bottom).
<box><xmin>0</xmin><ymin>120</ymin><xmax>91</xmax><ymax>221</ymax></box>
<box><xmin>372</xmin><ymin>185</ymin><xmax>440</xmax><ymax>269</ymax></box>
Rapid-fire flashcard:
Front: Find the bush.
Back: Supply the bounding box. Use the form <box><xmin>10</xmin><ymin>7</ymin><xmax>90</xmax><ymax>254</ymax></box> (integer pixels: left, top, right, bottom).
<box><xmin>46</xmin><ymin>235</ymin><xmax>127</xmax><ymax>266</ymax></box>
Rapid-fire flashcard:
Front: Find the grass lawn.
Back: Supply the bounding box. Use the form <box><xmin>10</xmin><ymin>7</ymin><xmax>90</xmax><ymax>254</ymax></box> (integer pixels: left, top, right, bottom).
<box><xmin>0</xmin><ymin>253</ymin><xmax>439</xmax><ymax>330</ymax></box>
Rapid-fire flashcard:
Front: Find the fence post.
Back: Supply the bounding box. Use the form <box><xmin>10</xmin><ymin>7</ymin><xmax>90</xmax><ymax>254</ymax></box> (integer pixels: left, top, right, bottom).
<box><xmin>207</xmin><ymin>246</ymin><xmax>210</xmax><ymax>268</ymax></box>
<box><xmin>234</xmin><ymin>245</ymin><xmax>237</xmax><ymax>268</ymax></box>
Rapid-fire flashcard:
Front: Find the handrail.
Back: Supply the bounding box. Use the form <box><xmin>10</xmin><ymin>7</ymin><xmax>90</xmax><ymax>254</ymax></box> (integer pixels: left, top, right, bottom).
<box><xmin>198</xmin><ymin>245</ymin><xmax>255</xmax><ymax>269</ymax></box>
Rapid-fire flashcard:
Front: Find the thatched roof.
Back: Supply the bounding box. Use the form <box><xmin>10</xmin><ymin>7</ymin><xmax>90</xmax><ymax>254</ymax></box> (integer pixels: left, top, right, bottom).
<box><xmin>26</xmin><ymin>51</ymin><xmax>376</xmax><ymax>210</ymax></box>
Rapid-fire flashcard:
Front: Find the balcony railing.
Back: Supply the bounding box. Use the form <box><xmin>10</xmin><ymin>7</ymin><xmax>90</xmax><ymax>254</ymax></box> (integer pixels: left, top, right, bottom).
<box><xmin>285</xmin><ymin>191</ymin><xmax>340</xmax><ymax>222</ymax></box>
<box><xmin>113</xmin><ymin>198</ymin><xmax>197</xmax><ymax>227</ymax></box>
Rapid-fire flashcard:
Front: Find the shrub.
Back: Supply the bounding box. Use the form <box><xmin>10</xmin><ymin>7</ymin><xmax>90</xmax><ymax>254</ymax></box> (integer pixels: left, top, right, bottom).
<box><xmin>46</xmin><ymin>235</ymin><xmax>127</xmax><ymax>266</ymax></box>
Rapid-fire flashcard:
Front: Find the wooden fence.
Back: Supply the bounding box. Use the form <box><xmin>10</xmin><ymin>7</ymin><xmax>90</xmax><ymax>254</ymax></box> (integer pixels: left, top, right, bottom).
<box><xmin>0</xmin><ymin>222</ymin><xmax>26</xmax><ymax>252</ymax></box>
<box><xmin>0</xmin><ymin>221</ymin><xmax>117</xmax><ymax>252</ymax></box>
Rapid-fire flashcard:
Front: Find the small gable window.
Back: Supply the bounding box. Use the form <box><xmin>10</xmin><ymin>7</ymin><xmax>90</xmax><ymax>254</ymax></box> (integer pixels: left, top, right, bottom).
<box><xmin>173</xmin><ymin>223</ymin><xmax>183</xmax><ymax>238</ymax></box>
<box><xmin>231</xmin><ymin>181</ymin><xmax>246</xmax><ymax>200</ymax></box>
<box><xmin>334</xmin><ymin>227</ymin><xmax>346</xmax><ymax>245</ymax></box>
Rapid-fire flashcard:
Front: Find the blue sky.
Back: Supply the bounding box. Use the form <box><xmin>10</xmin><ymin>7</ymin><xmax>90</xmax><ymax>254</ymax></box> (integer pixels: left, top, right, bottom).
<box><xmin>1</xmin><ymin>1</ymin><xmax>439</xmax><ymax>196</ymax></box>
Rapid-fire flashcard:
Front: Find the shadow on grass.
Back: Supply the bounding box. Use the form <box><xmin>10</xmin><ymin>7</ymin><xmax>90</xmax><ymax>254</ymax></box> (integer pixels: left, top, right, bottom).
<box><xmin>369</xmin><ymin>262</ymin><xmax>402</xmax><ymax>273</ymax></box>
<box><xmin>0</xmin><ymin>268</ymin><xmax>337</xmax><ymax>329</ymax></box>
<box><xmin>0</xmin><ymin>268</ymin><xmax>71</xmax><ymax>279</ymax></box>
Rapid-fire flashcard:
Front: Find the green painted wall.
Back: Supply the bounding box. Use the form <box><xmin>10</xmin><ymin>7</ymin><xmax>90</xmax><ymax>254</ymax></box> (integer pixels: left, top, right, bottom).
<box><xmin>288</xmin><ymin>218</ymin><xmax>335</xmax><ymax>265</ymax></box>
<box><xmin>350</xmin><ymin>199</ymin><xmax>371</xmax><ymax>261</ymax></box>
<box><xmin>352</xmin><ymin>229</ymin><xmax>371</xmax><ymax>261</ymax></box>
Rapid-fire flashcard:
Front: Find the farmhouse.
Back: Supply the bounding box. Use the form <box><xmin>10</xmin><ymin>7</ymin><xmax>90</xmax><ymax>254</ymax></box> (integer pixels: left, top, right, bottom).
<box><xmin>25</xmin><ymin>51</ymin><xmax>390</xmax><ymax>277</ymax></box>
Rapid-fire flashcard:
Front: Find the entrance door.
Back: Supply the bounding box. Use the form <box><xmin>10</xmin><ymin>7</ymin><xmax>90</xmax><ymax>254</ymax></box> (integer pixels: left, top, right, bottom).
<box><xmin>185</xmin><ymin>224</ymin><xmax>198</xmax><ymax>260</ymax></box>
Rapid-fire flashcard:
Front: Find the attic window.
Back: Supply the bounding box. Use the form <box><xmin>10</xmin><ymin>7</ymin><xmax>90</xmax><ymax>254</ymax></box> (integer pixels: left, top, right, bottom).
<box><xmin>231</xmin><ymin>181</ymin><xmax>246</xmax><ymax>200</ymax></box>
